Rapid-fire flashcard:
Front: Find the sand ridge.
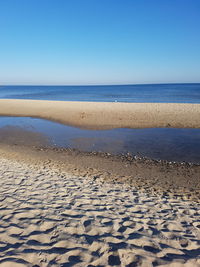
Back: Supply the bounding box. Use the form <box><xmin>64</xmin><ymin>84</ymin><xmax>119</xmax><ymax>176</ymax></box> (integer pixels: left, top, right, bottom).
<box><xmin>0</xmin><ymin>156</ymin><xmax>200</xmax><ymax>266</ymax></box>
<box><xmin>0</xmin><ymin>99</ymin><xmax>200</xmax><ymax>129</ymax></box>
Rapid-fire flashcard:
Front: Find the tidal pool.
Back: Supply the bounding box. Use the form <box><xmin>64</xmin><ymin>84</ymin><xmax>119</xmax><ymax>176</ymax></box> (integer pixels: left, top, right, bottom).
<box><xmin>0</xmin><ymin>116</ymin><xmax>200</xmax><ymax>163</ymax></box>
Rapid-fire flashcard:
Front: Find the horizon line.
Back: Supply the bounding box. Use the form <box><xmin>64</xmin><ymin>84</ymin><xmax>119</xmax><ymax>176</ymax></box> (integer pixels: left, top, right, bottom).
<box><xmin>1</xmin><ymin>82</ymin><xmax>200</xmax><ymax>87</ymax></box>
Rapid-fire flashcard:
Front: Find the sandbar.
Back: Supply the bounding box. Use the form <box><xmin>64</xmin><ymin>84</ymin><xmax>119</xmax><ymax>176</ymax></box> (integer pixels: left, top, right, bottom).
<box><xmin>0</xmin><ymin>99</ymin><xmax>200</xmax><ymax>129</ymax></box>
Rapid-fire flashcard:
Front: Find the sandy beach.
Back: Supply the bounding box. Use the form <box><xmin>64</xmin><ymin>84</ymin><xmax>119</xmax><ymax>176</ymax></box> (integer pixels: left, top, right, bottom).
<box><xmin>0</xmin><ymin>143</ymin><xmax>200</xmax><ymax>266</ymax></box>
<box><xmin>0</xmin><ymin>99</ymin><xmax>200</xmax><ymax>129</ymax></box>
<box><xmin>0</xmin><ymin>100</ymin><xmax>200</xmax><ymax>266</ymax></box>
<box><xmin>1</xmin><ymin>0</ymin><xmax>200</xmax><ymax>264</ymax></box>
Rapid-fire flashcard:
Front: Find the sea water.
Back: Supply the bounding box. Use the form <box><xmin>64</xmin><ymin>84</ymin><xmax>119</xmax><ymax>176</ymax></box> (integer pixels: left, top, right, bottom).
<box><xmin>0</xmin><ymin>83</ymin><xmax>200</xmax><ymax>103</ymax></box>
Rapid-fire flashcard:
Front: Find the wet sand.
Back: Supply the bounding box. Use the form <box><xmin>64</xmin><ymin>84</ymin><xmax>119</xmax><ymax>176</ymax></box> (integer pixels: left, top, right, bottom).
<box><xmin>1</xmin><ymin>143</ymin><xmax>200</xmax><ymax>201</ymax></box>
<box><xmin>0</xmin><ymin>99</ymin><xmax>200</xmax><ymax>129</ymax></box>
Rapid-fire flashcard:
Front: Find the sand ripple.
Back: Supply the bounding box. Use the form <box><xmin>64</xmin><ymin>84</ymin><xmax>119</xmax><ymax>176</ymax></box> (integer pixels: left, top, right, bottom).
<box><xmin>0</xmin><ymin>158</ymin><xmax>200</xmax><ymax>266</ymax></box>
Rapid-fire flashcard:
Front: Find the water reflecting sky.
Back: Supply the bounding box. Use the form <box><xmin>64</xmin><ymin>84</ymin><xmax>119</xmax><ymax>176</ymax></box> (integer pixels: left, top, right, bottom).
<box><xmin>0</xmin><ymin>116</ymin><xmax>200</xmax><ymax>163</ymax></box>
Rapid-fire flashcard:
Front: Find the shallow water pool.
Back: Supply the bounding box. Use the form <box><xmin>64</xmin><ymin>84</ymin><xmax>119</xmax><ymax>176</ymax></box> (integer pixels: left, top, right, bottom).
<box><xmin>0</xmin><ymin>116</ymin><xmax>200</xmax><ymax>163</ymax></box>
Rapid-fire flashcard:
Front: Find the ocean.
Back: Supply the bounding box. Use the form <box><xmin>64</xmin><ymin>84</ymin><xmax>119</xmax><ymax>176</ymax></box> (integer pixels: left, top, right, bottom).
<box><xmin>0</xmin><ymin>83</ymin><xmax>200</xmax><ymax>103</ymax></box>
<box><xmin>0</xmin><ymin>83</ymin><xmax>200</xmax><ymax>163</ymax></box>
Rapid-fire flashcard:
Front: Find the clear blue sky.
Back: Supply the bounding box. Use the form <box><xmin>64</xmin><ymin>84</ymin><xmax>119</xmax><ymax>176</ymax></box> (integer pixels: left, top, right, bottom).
<box><xmin>0</xmin><ymin>0</ymin><xmax>199</xmax><ymax>85</ymax></box>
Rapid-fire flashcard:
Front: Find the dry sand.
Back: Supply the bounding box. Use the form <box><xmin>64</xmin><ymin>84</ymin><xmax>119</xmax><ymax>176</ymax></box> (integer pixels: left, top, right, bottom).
<box><xmin>0</xmin><ymin>146</ymin><xmax>200</xmax><ymax>266</ymax></box>
<box><xmin>0</xmin><ymin>99</ymin><xmax>200</xmax><ymax>129</ymax></box>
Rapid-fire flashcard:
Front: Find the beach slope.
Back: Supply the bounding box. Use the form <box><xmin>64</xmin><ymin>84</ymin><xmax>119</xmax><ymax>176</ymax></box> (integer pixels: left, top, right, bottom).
<box><xmin>0</xmin><ymin>149</ymin><xmax>200</xmax><ymax>266</ymax></box>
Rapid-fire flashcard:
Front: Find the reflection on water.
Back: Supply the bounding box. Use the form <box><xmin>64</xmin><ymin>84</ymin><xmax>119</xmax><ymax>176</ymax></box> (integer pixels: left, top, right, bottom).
<box><xmin>0</xmin><ymin>116</ymin><xmax>200</xmax><ymax>163</ymax></box>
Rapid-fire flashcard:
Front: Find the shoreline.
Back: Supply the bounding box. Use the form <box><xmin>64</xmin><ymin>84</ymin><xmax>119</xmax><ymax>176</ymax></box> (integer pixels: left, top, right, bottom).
<box><xmin>0</xmin><ymin>99</ymin><xmax>200</xmax><ymax>129</ymax></box>
<box><xmin>0</xmin><ymin>130</ymin><xmax>200</xmax><ymax>265</ymax></box>
<box><xmin>1</xmin><ymin>142</ymin><xmax>200</xmax><ymax>201</ymax></box>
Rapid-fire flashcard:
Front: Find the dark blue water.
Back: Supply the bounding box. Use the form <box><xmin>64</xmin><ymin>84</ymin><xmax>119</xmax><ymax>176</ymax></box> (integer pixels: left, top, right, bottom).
<box><xmin>0</xmin><ymin>83</ymin><xmax>200</xmax><ymax>103</ymax></box>
<box><xmin>1</xmin><ymin>117</ymin><xmax>200</xmax><ymax>163</ymax></box>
